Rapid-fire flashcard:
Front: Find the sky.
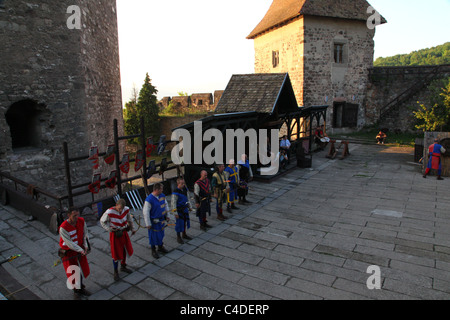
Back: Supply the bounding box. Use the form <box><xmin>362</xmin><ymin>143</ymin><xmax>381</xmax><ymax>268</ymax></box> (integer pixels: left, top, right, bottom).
<box><xmin>116</xmin><ymin>0</ymin><xmax>450</xmax><ymax>105</ymax></box>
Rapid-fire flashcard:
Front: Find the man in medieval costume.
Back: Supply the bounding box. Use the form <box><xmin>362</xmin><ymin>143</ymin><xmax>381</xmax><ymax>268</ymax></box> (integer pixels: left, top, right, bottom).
<box><xmin>143</xmin><ymin>183</ymin><xmax>170</xmax><ymax>259</ymax></box>
<box><xmin>171</xmin><ymin>177</ymin><xmax>193</xmax><ymax>244</ymax></box>
<box><xmin>211</xmin><ymin>164</ymin><xmax>229</xmax><ymax>221</ymax></box>
<box><xmin>59</xmin><ymin>207</ymin><xmax>91</xmax><ymax>299</ymax></box>
<box><xmin>237</xmin><ymin>154</ymin><xmax>253</xmax><ymax>205</ymax></box>
<box><xmin>100</xmin><ymin>198</ymin><xmax>136</xmax><ymax>281</ymax></box>
<box><xmin>423</xmin><ymin>138</ymin><xmax>446</xmax><ymax>180</ymax></box>
<box><xmin>194</xmin><ymin>170</ymin><xmax>212</xmax><ymax>231</ymax></box>
<box><xmin>224</xmin><ymin>159</ymin><xmax>239</xmax><ymax>213</ymax></box>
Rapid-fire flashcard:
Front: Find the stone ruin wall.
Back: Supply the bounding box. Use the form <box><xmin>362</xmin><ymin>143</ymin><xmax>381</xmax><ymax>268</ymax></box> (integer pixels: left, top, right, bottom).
<box><xmin>0</xmin><ymin>0</ymin><xmax>123</xmax><ymax>202</ymax></box>
<box><xmin>366</xmin><ymin>65</ymin><xmax>450</xmax><ymax>132</ymax></box>
<box><xmin>159</xmin><ymin>90</ymin><xmax>224</xmax><ymax>113</ymax></box>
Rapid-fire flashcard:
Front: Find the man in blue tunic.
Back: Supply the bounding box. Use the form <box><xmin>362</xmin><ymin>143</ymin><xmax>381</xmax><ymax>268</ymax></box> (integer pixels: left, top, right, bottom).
<box><xmin>224</xmin><ymin>159</ymin><xmax>239</xmax><ymax>213</ymax></box>
<box><xmin>143</xmin><ymin>183</ymin><xmax>170</xmax><ymax>259</ymax></box>
<box><xmin>171</xmin><ymin>177</ymin><xmax>193</xmax><ymax>244</ymax></box>
<box><xmin>423</xmin><ymin>138</ymin><xmax>446</xmax><ymax>180</ymax></box>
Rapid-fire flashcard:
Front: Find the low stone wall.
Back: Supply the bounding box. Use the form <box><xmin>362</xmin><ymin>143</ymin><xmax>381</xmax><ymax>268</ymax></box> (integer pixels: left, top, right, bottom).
<box><xmin>159</xmin><ymin>113</ymin><xmax>213</xmax><ymax>149</ymax></box>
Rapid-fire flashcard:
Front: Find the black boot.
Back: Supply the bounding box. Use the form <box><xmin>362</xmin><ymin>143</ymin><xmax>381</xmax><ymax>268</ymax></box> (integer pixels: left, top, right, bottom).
<box><xmin>151</xmin><ymin>247</ymin><xmax>159</xmax><ymax>259</ymax></box>
<box><xmin>182</xmin><ymin>231</ymin><xmax>192</xmax><ymax>240</ymax></box>
<box><xmin>158</xmin><ymin>245</ymin><xmax>169</xmax><ymax>254</ymax></box>
<box><xmin>121</xmin><ymin>264</ymin><xmax>132</xmax><ymax>274</ymax></box>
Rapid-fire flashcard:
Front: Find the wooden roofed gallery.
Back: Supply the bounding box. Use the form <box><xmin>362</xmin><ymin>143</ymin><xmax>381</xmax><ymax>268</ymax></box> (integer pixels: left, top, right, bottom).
<box><xmin>172</xmin><ymin>73</ymin><xmax>328</xmax><ymax>185</ymax></box>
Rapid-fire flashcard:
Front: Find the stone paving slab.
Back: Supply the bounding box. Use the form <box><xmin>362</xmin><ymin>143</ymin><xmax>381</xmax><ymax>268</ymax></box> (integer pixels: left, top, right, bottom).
<box><xmin>2</xmin><ymin>143</ymin><xmax>450</xmax><ymax>301</ymax></box>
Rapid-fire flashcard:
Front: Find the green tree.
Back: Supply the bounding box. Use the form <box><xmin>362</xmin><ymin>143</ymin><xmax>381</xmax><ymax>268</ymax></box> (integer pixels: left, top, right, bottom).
<box><xmin>137</xmin><ymin>73</ymin><xmax>160</xmax><ymax>140</ymax></box>
<box><xmin>374</xmin><ymin>42</ymin><xmax>450</xmax><ymax>66</ymax></box>
<box><xmin>123</xmin><ymin>85</ymin><xmax>139</xmax><ymax>144</ymax></box>
<box><xmin>413</xmin><ymin>77</ymin><xmax>450</xmax><ymax>132</ymax></box>
<box><xmin>123</xmin><ymin>74</ymin><xmax>160</xmax><ymax>144</ymax></box>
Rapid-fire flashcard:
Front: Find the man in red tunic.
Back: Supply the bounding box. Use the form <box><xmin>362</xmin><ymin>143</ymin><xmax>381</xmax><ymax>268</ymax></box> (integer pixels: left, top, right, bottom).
<box><xmin>100</xmin><ymin>198</ymin><xmax>136</xmax><ymax>280</ymax></box>
<box><xmin>59</xmin><ymin>207</ymin><xmax>91</xmax><ymax>299</ymax></box>
<box><xmin>423</xmin><ymin>138</ymin><xmax>446</xmax><ymax>180</ymax></box>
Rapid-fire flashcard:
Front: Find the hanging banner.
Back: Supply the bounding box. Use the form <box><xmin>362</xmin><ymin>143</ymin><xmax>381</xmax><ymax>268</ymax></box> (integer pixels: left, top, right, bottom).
<box><xmin>119</xmin><ymin>154</ymin><xmax>130</xmax><ymax>174</ymax></box>
<box><xmin>105</xmin><ymin>170</ymin><xmax>117</xmax><ymax>189</ymax></box>
<box><xmin>146</xmin><ymin>160</ymin><xmax>156</xmax><ymax>179</ymax></box>
<box><xmin>88</xmin><ymin>146</ymin><xmax>99</xmax><ymax>170</ymax></box>
<box><xmin>103</xmin><ymin>144</ymin><xmax>116</xmax><ymax>165</ymax></box>
<box><xmin>159</xmin><ymin>158</ymin><xmax>168</xmax><ymax>175</ymax></box>
<box><xmin>88</xmin><ymin>173</ymin><xmax>101</xmax><ymax>194</ymax></box>
<box><xmin>146</xmin><ymin>137</ymin><xmax>157</xmax><ymax>157</ymax></box>
<box><xmin>134</xmin><ymin>149</ymin><xmax>145</xmax><ymax>172</ymax></box>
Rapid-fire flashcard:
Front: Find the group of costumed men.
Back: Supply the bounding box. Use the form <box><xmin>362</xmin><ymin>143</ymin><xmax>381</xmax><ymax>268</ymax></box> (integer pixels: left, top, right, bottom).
<box><xmin>58</xmin><ymin>155</ymin><xmax>253</xmax><ymax>299</ymax></box>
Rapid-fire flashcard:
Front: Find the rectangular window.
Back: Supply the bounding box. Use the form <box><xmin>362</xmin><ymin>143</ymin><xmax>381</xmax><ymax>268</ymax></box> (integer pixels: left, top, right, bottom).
<box><xmin>272</xmin><ymin>51</ymin><xmax>279</xmax><ymax>68</ymax></box>
<box><xmin>334</xmin><ymin>44</ymin><xmax>344</xmax><ymax>64</ymax></box>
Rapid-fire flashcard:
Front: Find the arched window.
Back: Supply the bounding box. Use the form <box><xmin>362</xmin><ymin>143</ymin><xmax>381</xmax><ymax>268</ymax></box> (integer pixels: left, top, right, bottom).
<box><xmin>5</xmin><ymin>99</ymin><xmax>44</xmax><ymax>150</ymax></box>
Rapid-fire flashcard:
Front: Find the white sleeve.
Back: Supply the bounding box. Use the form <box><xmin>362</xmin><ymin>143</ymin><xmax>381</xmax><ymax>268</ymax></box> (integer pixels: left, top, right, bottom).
<box><xmin>100</xmin><ymin>210</ymin><xmax>113</xmax><ymax>232</ymax></box>
<box><xmin>60</xmin><ymin>228</ymin><xmax>84</xmax><ymax>253</ymax></box>
<box><xmin>143</xmin><ymin>201</ymin><xmax>152</xmax><ymax>227</ymax></box>
<box><xmin>165</xmin><ymin>199</ymin><xmax>169</xmax><ymax>214</ymax></box>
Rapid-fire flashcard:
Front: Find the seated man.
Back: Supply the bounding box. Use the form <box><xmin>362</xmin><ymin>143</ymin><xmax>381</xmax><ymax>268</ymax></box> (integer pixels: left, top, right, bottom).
<box><xmin>376</xmin><ymin>131</ymin><xmax>387</xmax><ymax>144</ymax></box>
<box><xmin>280</xmin><ymin>135</ymin><xmax>291</xmax><ymax>163</ymax></box>
<box><xmin>279</xmin><ymin>149</ymin><xmax>288</xmax><ymax>170</ymax></box>
<box><xmin>314</xmin><ymin>125</ymin><xmax>330</xmax><ymax>150</ymax></box>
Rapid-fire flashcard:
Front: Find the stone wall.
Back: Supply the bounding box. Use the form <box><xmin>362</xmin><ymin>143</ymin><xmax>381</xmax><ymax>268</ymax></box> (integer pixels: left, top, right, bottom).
<box><xmin>366</xmin><ymin>65</ymin><xmax>450</xmax><ymax>131</ymax></box>
<box><xmin>0</xmin><ymin>0</ymin><xmax>123</xmax><ymax>199</ymax></box>
<box><xmin>253</xmin><ymin>17</ymin><xmax>305</xmax><ymax>106</ymax></box>
<box><xmin>252</xmin><ymin>15</ymin><xmax>375</xmax><ymax>131</ymax></box>
<box><xmin>303</xmin><ymin>17</ymin><xmax>375</xmax><ymax>130</ymax></box>
<box><xmin>159</xmin><ymin>91</ymin><xmax>224</xmax><ymax>113</ymax></box>
<box><xmin>159</xmin><ymin>113</ymin><xmax>214</xmax><ymax>149</ymax></box>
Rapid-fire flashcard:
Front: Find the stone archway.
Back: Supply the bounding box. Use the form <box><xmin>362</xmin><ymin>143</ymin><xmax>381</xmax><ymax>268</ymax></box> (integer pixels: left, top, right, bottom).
<box><xmin>5</xmin><ymin>99</ymin><xmax>46</xmax><ymax>150</ymax></box>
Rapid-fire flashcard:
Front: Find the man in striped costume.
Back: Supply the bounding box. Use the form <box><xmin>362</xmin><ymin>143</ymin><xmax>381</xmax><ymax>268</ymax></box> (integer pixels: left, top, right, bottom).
<box><xmin>59</xmin><ymin>207</ymin><xmax>91</xmax><ymax>299</ymax></box>
<box><xmin>100</xmin><ymin>199</ymin><xmax>136</xmax><ymax>281</ymax></box>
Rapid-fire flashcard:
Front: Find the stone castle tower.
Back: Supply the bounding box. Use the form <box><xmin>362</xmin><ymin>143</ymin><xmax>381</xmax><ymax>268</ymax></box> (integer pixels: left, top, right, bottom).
<box><xmin>0</xmin><ymin>0</ymin><xmax>123</xmax><ymax>196</ymax></box>
<box><xmin>247</xmin><ymin>0</ymin><xmax>385</xmax><ymax>131</ymax></box>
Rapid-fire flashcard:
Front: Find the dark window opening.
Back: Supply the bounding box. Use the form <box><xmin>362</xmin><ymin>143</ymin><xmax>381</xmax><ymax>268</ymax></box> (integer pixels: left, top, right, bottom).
<box><xmin>5</xmin><ymin>99</ymin><xmax>44</xmax><ymax>150</ymax></box>
<box><xmin>333</xmin><ymin>102</ymin><xmax>358</xmax><ymax>128</ymax></box>
<box><xmin>272</xmin><ymin>50</ymin><xmax>279</xmax><ymax>68</ymax></box>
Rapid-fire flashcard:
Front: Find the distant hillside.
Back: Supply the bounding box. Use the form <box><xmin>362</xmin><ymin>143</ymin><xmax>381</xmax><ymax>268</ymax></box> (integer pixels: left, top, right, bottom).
<box><xmin>374</xmin><ymin>42</ymin><xmax>450</xmax><ymax>67</ymax></box>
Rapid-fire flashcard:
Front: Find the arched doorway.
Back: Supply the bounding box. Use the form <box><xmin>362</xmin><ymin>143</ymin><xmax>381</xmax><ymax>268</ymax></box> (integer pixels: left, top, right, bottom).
<box><xmin>5</xmin><ymin>99</ymin><xmax>45</xmax><ymax>150</ymax></box>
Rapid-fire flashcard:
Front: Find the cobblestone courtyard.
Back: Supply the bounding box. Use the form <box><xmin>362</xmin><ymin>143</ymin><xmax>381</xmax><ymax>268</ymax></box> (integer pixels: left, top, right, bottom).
<box><xmin>2</xmin><ymin>143</ymin><xmax>450</xmax><ymax>300</ymax></box>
